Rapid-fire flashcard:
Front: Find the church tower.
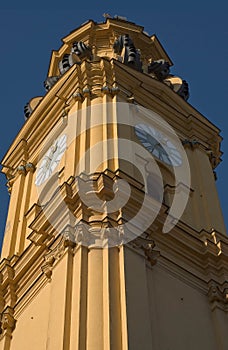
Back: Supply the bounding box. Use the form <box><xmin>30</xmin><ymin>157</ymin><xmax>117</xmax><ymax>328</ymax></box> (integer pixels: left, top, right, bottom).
<box><xmin>1</xmin><ymin>17</ymin><xmax>228</xmax><ymax>350</ymax></box>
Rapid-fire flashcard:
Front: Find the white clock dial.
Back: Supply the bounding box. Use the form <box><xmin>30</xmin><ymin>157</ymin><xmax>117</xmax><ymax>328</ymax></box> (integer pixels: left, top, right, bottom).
<box><xmin>35</xmin><ymin>134</ymin><xmax>67</xmax><ymax>186</ymax></box>
<box><xmin>135</xmin><ymin>124</ymin><xmax>182</xmax><ymax>166</ymax></box>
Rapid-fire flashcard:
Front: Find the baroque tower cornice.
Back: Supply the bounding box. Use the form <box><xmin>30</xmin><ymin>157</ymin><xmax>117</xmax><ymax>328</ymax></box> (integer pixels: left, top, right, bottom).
<box><xmin>1</xmin><ymin>17</ymin><xmax>223</xmax><ymax>177</ymax></box>
<box><xmin>1</xmin><ymin>63</ymin><xmax>222</xmax><ymax>176</ymax></box>
<box><xmin>47</xmin><ymin>18</ymin><xmax>173</xmax><ymax>77</ymax></box>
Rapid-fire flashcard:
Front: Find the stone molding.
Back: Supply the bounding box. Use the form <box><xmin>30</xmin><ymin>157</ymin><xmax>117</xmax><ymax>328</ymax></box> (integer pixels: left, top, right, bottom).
<box><xmin>0</xmin><ymin>171</ymin><xmax>227</xmax><ymax>335</ymax></box>
<box><xmin>1</xmin><ymin>58</ymin><xmax>222</xmax><ymax>175</ymax></box>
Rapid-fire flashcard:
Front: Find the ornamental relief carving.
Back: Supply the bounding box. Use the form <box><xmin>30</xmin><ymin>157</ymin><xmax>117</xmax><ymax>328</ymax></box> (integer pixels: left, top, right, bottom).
<box><xmin>0</xmin><ymin>307</ymin><xmax>16</xmax><ymax>335</ymax></box>
<box><xmin>41</xmin><ymin>232</ymin><xmax>76</xmax><ymax>279</ymax></box>
<box><xmin>208</xmin><ymin>281</ymin><xmax>228</xmax><ymax>311</ymax></box>
<box><xmin>128</xmin><ymin>236</ymin><xmax>160</xmax><ymax>266</ymax></box>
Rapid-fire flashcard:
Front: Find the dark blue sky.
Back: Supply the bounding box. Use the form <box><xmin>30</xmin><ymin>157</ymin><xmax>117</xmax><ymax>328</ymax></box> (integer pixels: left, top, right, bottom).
<box><xmin>0</xmin><ymin>6</ymin><xmax>228</xmax><ymax>245</ymax></box>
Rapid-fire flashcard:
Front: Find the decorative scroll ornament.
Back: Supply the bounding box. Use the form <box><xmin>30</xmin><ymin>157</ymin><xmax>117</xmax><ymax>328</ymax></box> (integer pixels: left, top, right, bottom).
<box><xmin>71</xmin><ymin>41</ymin><xmax>92</xmax><ymax>60</ymax></box>
<box><xmin>164</xmin><ymin>75</ymin><xmax>190</xmax><ymax>101</ymax></box>
<box><xmin>44</xmin><ymin>76</ymin><xmax>59</xmax><ymax>91</ymax></box>
<box><xmin>16</xmin><ymin>165</ymin><xmax>26</xmax><ymax>175</ymax></box>
<box><xmin>24</xmin><ymin>102</ymin><xmax>32</xmax><ymax>120</ymax></box>
<box><xmin>25</xmin><ymin>162</ymin><xmax>36</xmax><ymax>173</ymax></box>
<box><xmin>58</xmin><ymin>53</ymin><xmax>81</xmax><ymax>75</ymax></box>
<box><xmin>175</xmin><ymin>79</ymin><xmax>189</xmax><ymax>100</ymax></box>
<box><xmin>129</xmin><ymin>236</ymin><xmax>160</xmax><ymax>266</ymax></box>
<box><xmin>113</xmin><ymin>35</ymin><xmax>124</xmax><ymax>54</ymax></box>
<box><xmin>148</xmin><ymin>59</ymin><xmax>171</xmax><ymax>81</ymax></box>
<box><xmin>42</xmin><ymin>233</ymin><xmax>76</xmax><ymax>279</ymax></box>
<box><xmin>182</xmin><ymin>139</ymin><xmax>200</xmax><ymax>148</ymax></box>
<box><xmin>113</xmin><ymin>34</ymin><xmax>142</xmax><ymax>72</ymax></box>
<box><xmin>24</xmin><ymin>97</ymin><xmax>43</xmax><ymax>120</ymax></box>
<box><xmin>113</xmin><ymin>35</ymin><xmax>189</xmax><ymax>100</ymax></box>
<box><xmin>147</xmin><ymin>58</ymin><xmax>189</xmax><ymax>100</ymax></box>
<box><xmin>72</xmin><ymin>90</ymin><xmax>83</xmax><ymax>102</ymax></box>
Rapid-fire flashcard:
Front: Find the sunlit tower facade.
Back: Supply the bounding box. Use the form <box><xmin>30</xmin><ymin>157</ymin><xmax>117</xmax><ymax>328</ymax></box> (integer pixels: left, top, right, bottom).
<box><xmin>0</xmin><ymin>17</ymin><xmax>228</xmax><ymax>350</ymax></box>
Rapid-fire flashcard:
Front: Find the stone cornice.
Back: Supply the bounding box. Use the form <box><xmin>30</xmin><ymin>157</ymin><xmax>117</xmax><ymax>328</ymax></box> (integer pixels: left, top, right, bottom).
<box><xmin>149</xmin><ymin>218</ymin><xmax>228</xmax><ymax>285</ymax></box>
<box><xmin>1</xmin><ymin>60</ymin><xmax>222</xmax><ymax>174</ymax></box>
<box><xmin>0</xmin><ymin>228</ymin><xmax>77</xmax><ymax>320</ymax></box>
<box><xmin>26</xmin><ymin>170</ymin><xmax>228</xmax><ymax>277</ymax></box>
<box><xmin>113</xmin><ymin>60</ymin><xmax>221</xmax><ymax>134</ymax></box>
<box><xmin>0</xmin><ymin>170</ymin><xmax>228</xmax><ymax>319</ymax></box>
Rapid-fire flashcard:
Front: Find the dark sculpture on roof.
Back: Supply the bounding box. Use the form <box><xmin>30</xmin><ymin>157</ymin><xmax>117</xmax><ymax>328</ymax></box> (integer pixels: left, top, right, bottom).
<box><xmin>113</xmin><ymin>34</ymin><xmax>142</xmax><ymax>72</ymax></box>
<box><xmin>25</xmin><ymin>24</ymin><xmax>190</xmax><ymax>119</ymax></box>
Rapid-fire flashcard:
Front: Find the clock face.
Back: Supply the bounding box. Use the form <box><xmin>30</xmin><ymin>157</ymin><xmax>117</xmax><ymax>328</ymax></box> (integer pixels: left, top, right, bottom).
<box><xmin>35</xmin><ymin>134</ymin><xmax>67</xmax><ymax>186</ymax></box>
<box><xmin>135</xmin><ymin>124</ymin><xmax>182</xmax><ymax>166</ymax></box>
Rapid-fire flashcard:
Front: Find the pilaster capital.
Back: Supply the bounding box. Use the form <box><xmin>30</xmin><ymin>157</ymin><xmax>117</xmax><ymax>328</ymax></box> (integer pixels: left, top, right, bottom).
<box><xmin>42</xmin><ymin>232</ymin><xmax>76</xmax><ymax>279</ymax></box>
<box><xmin>16</xmin><ymin>165</ymin><xmax>26</xmax><ymax>175</ymax></box>
<box><xmin>208</xmin><ymin>281</ymin><xmax>228</xmax><ymax>311</ymax></box>
<box><xmin>25</xmin><ymin>162</ymin><xmax>36</xmax><ymax>173</ymax></box>
<box><xmin>0</xmin><ymin>307</ymin><xmax>16</xmax><ymax>335</ymax></box>
<box><xmin>129</xmin><ymin>236</ymin><xmax>160</xmax><ymax>266</ymax></box>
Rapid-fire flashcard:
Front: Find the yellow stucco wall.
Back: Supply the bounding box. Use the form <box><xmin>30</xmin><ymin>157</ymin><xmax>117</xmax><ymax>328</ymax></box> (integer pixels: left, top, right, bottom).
<box><xmin>0</xmin><ymin>17</ymin><xmax>227</xmax><ymax>350</ymax></box>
